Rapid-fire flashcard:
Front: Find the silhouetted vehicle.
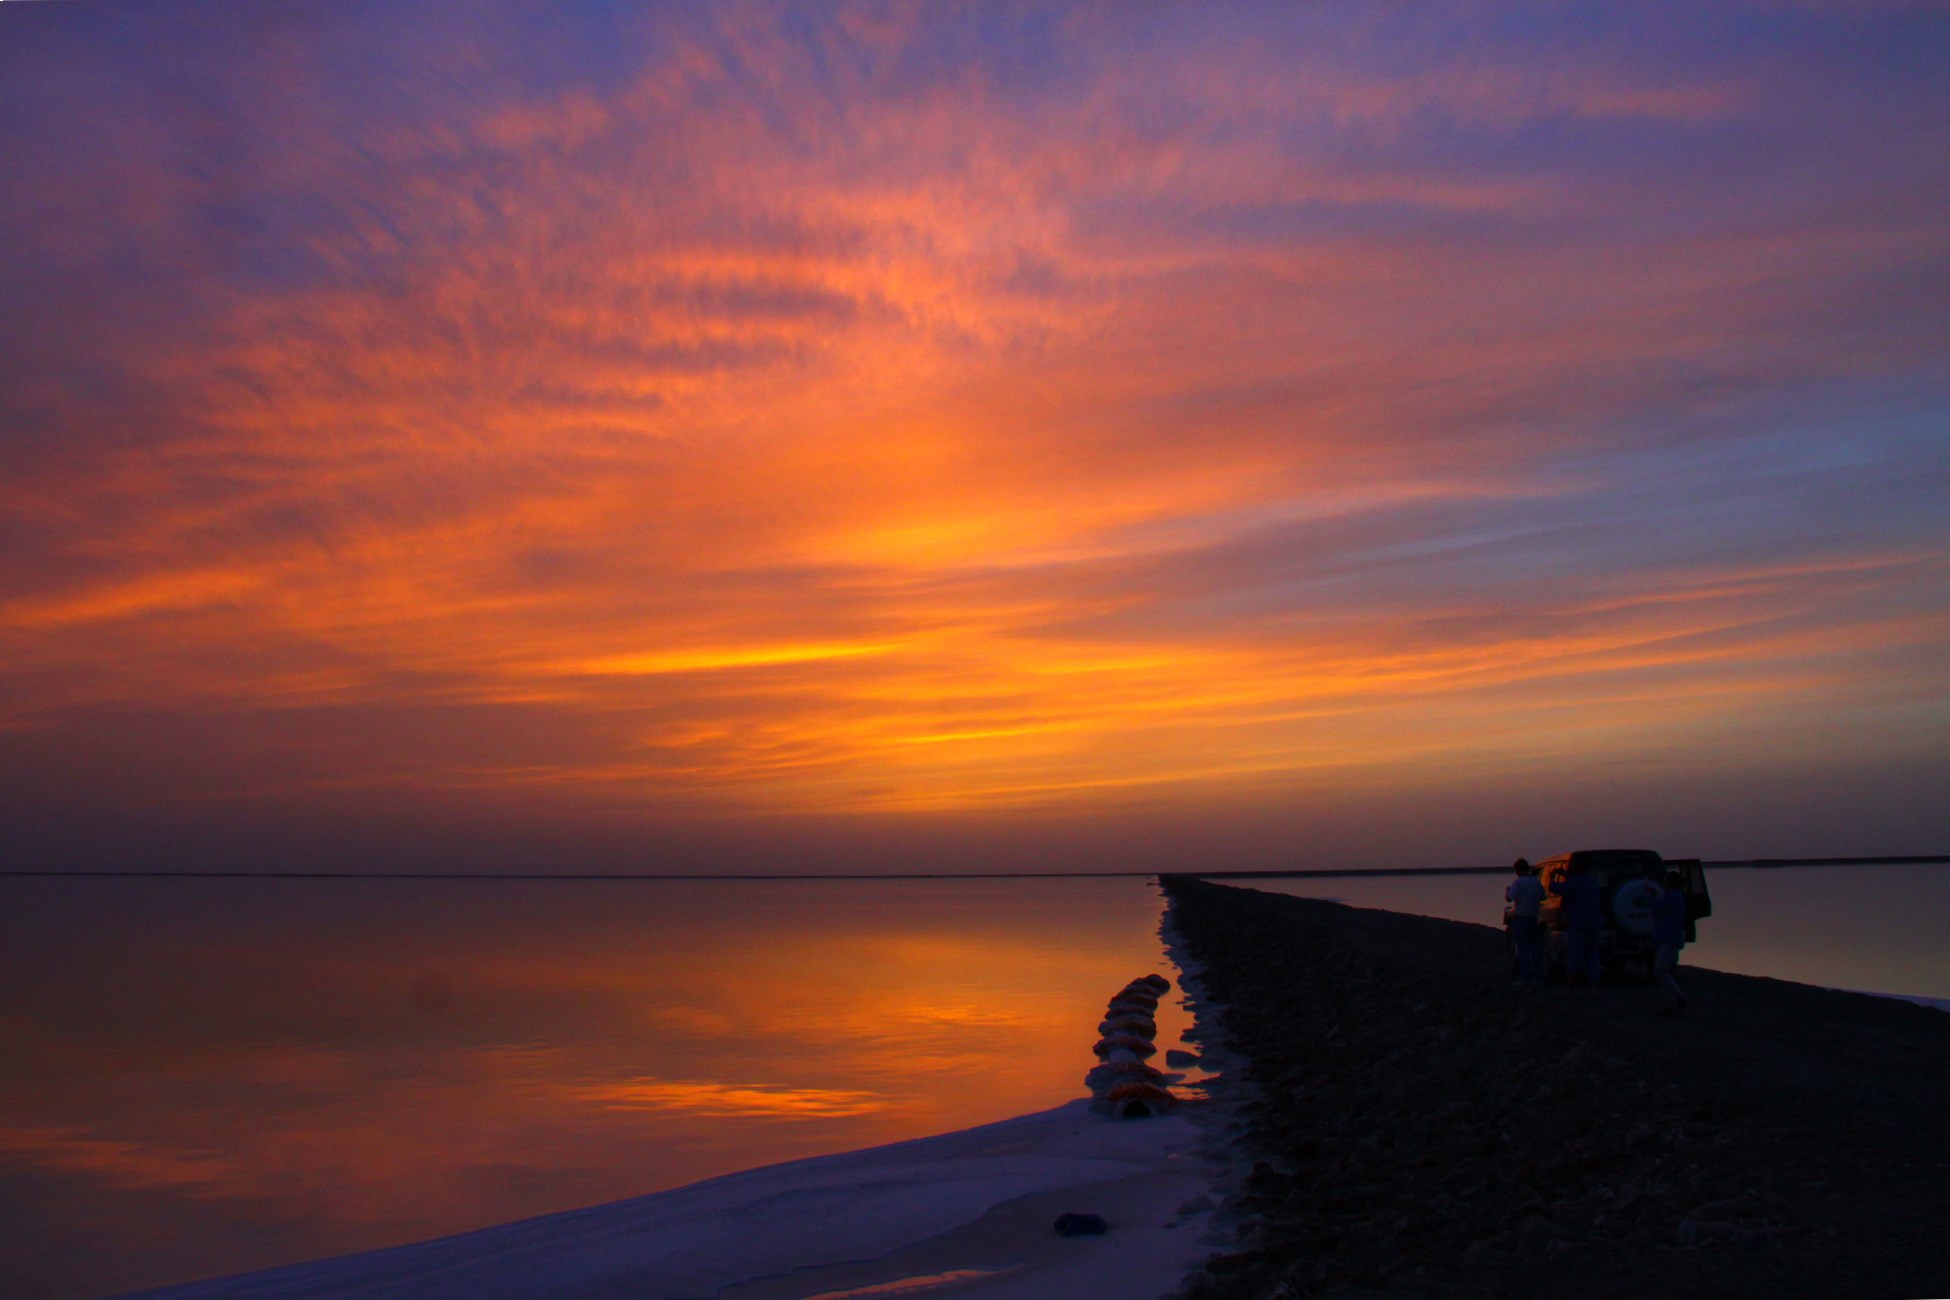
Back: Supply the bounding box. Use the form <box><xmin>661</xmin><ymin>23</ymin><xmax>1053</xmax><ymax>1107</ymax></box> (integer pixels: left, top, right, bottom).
<box><xmin>1505</xmin><ymin>850</ymin><xmax>1712</xmax><ymax>981</ymax></box>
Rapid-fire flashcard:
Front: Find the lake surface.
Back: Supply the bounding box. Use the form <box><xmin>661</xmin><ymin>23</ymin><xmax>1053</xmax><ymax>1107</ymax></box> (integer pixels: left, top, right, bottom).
<box><xmin>0</xmin><ymin>877</ymin><xmax>1194</xmax><ymax>1299</ymax></box>
<box><xmin>2</xmin><ymin>866</ymin><xmax>1944</xmax><ymax>1298</ymax></box>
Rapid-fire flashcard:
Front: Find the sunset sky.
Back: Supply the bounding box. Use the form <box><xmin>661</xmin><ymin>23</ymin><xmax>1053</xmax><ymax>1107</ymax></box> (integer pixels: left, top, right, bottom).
<box><xmin>4</xmin><ymin>1</ymin><xmax>1947</xmax><ymax>873</ymax></box>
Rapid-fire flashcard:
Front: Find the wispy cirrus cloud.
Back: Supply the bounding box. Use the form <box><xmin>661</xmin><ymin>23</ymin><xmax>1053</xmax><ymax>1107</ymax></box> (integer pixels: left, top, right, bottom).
<box><xmin>1</xmin><ymin>1</ymin><xmax>1945</xmax><ymax>856</ymax></box>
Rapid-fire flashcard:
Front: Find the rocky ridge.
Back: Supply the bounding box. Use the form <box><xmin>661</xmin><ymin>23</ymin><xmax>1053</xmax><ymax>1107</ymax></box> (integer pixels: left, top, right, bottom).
<box><xmin>1163</xmin><ymin>876</ymin><xmax>1950</xmax><ymax>1300</ymax></box>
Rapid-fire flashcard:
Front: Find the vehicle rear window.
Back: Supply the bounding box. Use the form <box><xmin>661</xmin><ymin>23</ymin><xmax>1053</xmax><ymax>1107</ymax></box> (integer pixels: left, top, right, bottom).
<box><xmin>1568</xmin><ymin>850</ymin><xmax>1663</xmax><ymax>873</ymax></box>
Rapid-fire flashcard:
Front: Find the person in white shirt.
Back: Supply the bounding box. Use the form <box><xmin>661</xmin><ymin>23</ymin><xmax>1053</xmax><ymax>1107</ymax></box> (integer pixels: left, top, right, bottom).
<box><xmin>1505</xmin><ymin>858</ymin><xmax>1545</xmax><ymax>987</ymax></box>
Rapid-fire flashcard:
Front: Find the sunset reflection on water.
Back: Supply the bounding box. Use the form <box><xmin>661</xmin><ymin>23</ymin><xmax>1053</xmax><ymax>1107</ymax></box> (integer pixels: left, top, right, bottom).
<box><xmin>0</xmin><ymin>877</ymin><xmax>1193</xmax><ymax>1299</ymax></box>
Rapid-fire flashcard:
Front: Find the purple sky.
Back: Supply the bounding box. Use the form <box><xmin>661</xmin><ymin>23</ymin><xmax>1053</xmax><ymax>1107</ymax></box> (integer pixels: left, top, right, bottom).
<box><xmin>3</xmin><ymin>1</ymin><xmax>1946</xmax><ymax>872</ymax></box>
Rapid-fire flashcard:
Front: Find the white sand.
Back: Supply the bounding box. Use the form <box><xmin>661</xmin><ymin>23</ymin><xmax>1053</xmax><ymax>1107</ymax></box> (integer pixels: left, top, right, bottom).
<box><xmin>131</xmin><ymin>1100</ymin><xmax>1222</xmax><ymax>1300</ymax></box>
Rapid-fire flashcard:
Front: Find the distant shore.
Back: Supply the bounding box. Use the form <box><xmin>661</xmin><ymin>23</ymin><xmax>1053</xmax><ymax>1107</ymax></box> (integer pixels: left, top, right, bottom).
<box><xmin>11</xmin><ymin>855</ymin><xmax>1947</xmax><ymax>879</ymax></box>
<box><xmin>1163</xmin><ymin>877</ymin><xmax>1950</xmax><ymax>1299</ymax></box>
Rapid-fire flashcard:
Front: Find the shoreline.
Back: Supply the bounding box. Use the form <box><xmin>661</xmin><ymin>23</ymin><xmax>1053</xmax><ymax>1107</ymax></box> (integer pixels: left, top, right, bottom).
<box><xmin>1164</xmin><ymin>878</ymin><xmax>1950</xmax><ymax>1299</ymax></box>
<box><xmin>122</xmin><ymin>894</ymin><xmax>1236</xmax><ymax>1300</ymax></box>
<box><xmin>129</xmin><ymin>1100</ymin><xmax>1222</xmax><ymax>1299</ymax></box>
<box><xmin>128</xmin><ymin>880</ymin><xmax>1950</xmax><ymax>1300</ymax></box>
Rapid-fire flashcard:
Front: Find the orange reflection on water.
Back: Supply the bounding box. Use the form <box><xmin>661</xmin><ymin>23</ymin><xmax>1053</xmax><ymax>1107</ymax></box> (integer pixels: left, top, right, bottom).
<box><xmin>0</xmin><ymin>876</ymin><xmax>1192</xmax><ymax>1299</ymax></box>
<box><xmin>573</xmin><ymin>1080</ymin><xmax>884</xmax><ymax>1117</ymax></box>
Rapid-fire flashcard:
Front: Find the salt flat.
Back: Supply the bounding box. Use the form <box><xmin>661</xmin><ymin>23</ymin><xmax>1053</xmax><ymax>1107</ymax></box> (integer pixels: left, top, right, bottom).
<box><xmin>130</xmin><ymin>1100</ymin><xmax>1221</xmax><ymax>1300</ymax></box>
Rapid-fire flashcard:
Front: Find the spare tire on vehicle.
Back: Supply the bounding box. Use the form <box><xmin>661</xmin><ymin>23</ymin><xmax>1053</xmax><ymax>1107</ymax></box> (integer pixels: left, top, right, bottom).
<box><xmin>1611</xmin><ymin>878</ymin><xmax>1658</xmax><ymax>938</ymax></box>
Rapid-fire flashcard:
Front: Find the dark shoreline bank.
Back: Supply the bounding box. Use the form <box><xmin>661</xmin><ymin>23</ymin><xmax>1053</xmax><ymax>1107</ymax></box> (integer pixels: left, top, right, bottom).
<box><xmin>1164</xmin><ymin>877</ymin><xmax>1950</xmax><ymax>1300</ymax></box>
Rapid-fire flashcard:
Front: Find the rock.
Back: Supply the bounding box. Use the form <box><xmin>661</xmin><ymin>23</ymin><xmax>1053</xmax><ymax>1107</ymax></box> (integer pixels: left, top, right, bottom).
<box><xmin>1053</xmin><ymin>1212</ymin><xmax>1108</xmax><ymax>1236</ymax></box>
<box><xmin>1085</xmin><ymin>1060</ymin><xmax>1165</xmax><ymax>1091</ymax></box>
<box><xmin>1101</xmin><ymin>1081</ymin><xmax>1177</xmax><ymax>1117</ymax></box>
<box><xmin>1155</xmin><ymin>876</ymin><xmax>1950</xmax><ymax>1300</ymax></box>
<box><xmin>1690</xmin><ymin>1198</ymin><xmax>1748</xmax><ymax>1219</ymax></box>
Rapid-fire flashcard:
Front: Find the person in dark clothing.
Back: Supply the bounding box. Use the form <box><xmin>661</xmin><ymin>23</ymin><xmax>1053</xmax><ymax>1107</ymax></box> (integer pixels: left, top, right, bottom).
<box><xmin>1505</xmin><ymin>858</ymin><xmax>1544</xmax><ymax>987</ymax></box>
<box><xmin>1649</xmin><ymin>868</ymin><xmax>1690</xmax><ymax>1013</ymax></box>
<box><xmin>1549</xmin><ymin>859</ymin><xmax>1603</xmax><ymax>986</ymax></box>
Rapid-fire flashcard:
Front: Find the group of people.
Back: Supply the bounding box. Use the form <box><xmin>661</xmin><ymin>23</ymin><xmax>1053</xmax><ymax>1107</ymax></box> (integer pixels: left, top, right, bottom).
<box><xmin>1503</xmin><ymin>857</ymin><xmax>1690</xmax><ymax>1013</ymax></box>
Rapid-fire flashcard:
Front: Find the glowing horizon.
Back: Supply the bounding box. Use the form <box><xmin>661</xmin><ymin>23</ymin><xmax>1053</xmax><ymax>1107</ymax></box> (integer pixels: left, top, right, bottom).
<box><xmin>2</xmin><ymin>2</ymin><xmax>1946</xmax><ymax>868</ymax></box>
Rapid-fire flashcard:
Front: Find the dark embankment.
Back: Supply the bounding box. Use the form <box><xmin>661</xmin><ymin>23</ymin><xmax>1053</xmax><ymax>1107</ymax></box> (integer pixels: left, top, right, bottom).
<box><xmin>1165</xmin><ymin>877</ymin><xmax>1950</xmax><ymax>1300</ymax></box>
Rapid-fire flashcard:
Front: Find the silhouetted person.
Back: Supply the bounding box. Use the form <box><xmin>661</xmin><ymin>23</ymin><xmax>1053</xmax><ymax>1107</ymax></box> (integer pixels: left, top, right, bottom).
<box><xmin>1650</xmin><ymin>868</ymin><xmax>1690</xmax><ymax>1013</ymax></box>
<box><xmin>1550</xmin><ymin>858</ymin><xmax>1603</xmax><ymax>986</ymax></box>
<box><xmin>1505</xmin><ymin>858</ymin><xmax>1544</xmax><ymax>988</ymax></box>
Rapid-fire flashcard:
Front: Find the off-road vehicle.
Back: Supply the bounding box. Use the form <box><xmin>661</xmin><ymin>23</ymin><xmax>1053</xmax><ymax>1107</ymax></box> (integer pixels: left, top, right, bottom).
<box><xmin>1508</xmin><ymin>849</ymin><xmax>1711</xmax><ymax>981</ymax></box>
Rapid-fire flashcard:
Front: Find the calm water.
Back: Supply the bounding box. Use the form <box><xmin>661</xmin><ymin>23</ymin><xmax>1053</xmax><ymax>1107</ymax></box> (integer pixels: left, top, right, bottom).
<box><xmin>0</xmin><ymin>877</ymin><xmax>1194</xmax><ymax>1299</ymax></box>
<box><xmin>2</xmin><ymin>866</ymin><xmax>1945</xmax><ymax>1299</ymax></box>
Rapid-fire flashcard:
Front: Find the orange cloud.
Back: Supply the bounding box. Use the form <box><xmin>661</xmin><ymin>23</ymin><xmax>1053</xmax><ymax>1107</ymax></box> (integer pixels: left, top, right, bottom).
<box><xmin>1</xmin><ymin>2</ymin><xmax>1945</xmax><ymax>848</ymax></box>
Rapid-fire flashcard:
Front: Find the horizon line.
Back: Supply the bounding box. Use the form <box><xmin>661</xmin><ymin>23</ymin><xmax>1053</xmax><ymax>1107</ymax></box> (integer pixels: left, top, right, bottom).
<box><xmin>3</xmin><ymin>856</ymin><xmax>1946</xmax><ymax>882</ymax></box>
